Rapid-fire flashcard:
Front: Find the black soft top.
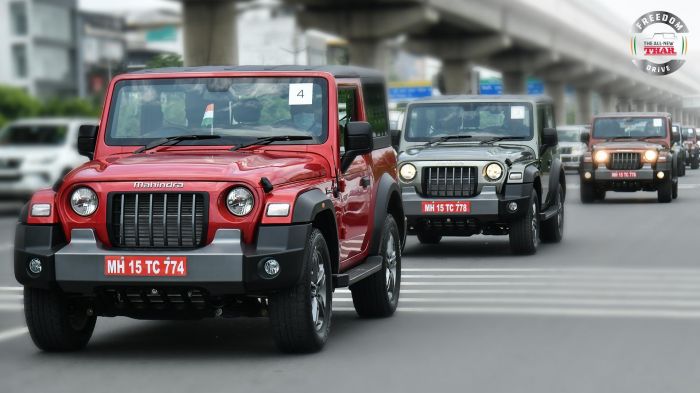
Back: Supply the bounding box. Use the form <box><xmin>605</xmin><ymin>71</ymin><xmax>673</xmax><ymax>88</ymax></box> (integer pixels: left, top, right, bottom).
<box><xmin>131</xmin><ymin>65</ymin><xmax>385</xmax><ymax>81</ymax></box>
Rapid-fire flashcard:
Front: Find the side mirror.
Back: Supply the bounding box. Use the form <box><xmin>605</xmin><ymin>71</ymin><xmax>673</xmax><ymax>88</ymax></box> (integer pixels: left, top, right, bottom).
<box><xmin>390</xmin><ymin>129</ymin><xmax>401</xmax><ymax>149</ymax></box>
<box><xmin>341</xmin><ymin>121</ymin><xmax>373</xmax><ymax>172</ymax></box>
<box><xmin>542</xmin><ymin>127</ymin><xmax>558</xmax><ymax>147</ymax></box>
<box><xmin>78</xmin><ymin>125</ymin><xmax>98</xmax><ymax>159</ymax></box>
<box><xmin>580</xmin><ymin>131</ymin><xmax>591</xmax><ymax>144</ymax></box>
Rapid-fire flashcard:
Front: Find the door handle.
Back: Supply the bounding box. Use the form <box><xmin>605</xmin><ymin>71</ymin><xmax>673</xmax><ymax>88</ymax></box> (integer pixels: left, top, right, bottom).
<box><xmin>360</xmin><ymin>176</ymin><xmax>371</xmax><ymax>188</ymax></box>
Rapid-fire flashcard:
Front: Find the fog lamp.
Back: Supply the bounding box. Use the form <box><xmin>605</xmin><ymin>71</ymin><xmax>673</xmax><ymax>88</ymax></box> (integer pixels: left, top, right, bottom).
<box><xmin>507</xmin><ymin>202</ymin><xmax>518</xmax><ymax>212</ymax></box>
<box><xmin>263</xmin><ymin>259</ymin><xmax>280</xmax><ymax>277</ymax></box>
<box><xmin>657</xmin><ymin>171</ymin><xmax>665</xmax><ymax>179</ymax></box>
<box><xmin>28</xmin><ymin>258</ymin><xmax>42</xmax><ymax>275</ymax></box>
<box><xmin>584</xmin><ymin>172</ymin><xmax>592</xmax><ymax>179</ymax></box>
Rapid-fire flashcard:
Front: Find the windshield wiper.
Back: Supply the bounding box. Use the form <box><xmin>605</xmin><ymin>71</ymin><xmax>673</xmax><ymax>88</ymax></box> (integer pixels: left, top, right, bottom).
<box><xmin>480</xmin><ymin>136</ymin><xmax>526</xmax><ymax>145</ymax></box>
<box><xmin>424</xmin><ymin>135</ymin><xmax>472</xmax><ymax>147</ymax></box>
<box><xmin>230</xmin><ymin>135</ymin><xmax>313</xmax><ymax>152</ymax></box>
<box><xmin>134</xmin><ymin>134</ymin><xmax>221</xmax><ymax>154</ymax></box>
<box><xmin>604</xmin><ymin>136</ymin><xmax>661</xmax><ymax>142</ymax></box>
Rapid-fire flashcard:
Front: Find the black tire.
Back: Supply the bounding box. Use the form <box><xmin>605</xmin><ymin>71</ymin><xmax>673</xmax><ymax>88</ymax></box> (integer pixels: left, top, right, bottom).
<box><xmin>657</xmin><ymin>178</ymin><xmax>673</xmax><ymax>203</ymax></box>
<box><xmin>416</xmin><ymin>230</ymin><xmax>441</xmax><ymax>244</ymax></box>
<box><xmin>540</xmin><ymin>184</ymin><xmax>564</xmax><ymax>243</ymax></box>
<box><xmin>672</xmin><ymin>179</ymin><xmax>678</xmax><ymax>199</ymax></box>
<box><xmin>679</xmin><ymin>159</ymin><xmax>686</xmax><ymax>176</ymax></box>
<box><xmin>509</xmin><ymin>190</ymin><xmax>539</xmax><ymax>255</ymax></box>
<box><xmin>595</xmin><ymin>189</ymin><xmax>606</xmax><ymax>201</ymax></box>
<box><xmin>269</xmin><ymin>228</ymin><xmax>332</xmax><ymax>353</ymax></box>
<box><xmin>24</xmin><ymin>287</ymin><xmax>96</xmax><ymax>352</ymax></box>
<box><xmin>692</xmin><ymin>156</ymin><xmax>699</xmax><ymax>170</ymax></box>
<box><xmin>351</xmin><ymin>216</ymin><xmax>401</xmax><ymax>318</ymax></box>
<box><xmin>580</xmin><ymin>180</ymin><xmax>596</xmax><ymax>203</ymax></box>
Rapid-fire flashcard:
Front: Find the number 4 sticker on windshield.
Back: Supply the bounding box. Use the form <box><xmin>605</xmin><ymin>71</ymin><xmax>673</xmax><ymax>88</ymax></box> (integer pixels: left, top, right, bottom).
<box><xmin>289</xmin><ymin>83</ymin><xmax>313</xmax><ymax>105</ymax></box>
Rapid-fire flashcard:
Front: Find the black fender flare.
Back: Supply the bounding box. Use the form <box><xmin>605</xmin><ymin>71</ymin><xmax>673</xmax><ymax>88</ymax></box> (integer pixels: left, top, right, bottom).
<box><xmin>545</xmin><ymin>158</ymin><xmax>566</xmax><ymax>208</ymax></box>
<box><xmin>369</xmin><ymin>173</ymin><xmax>403</xmax><ymax>255</ymax></box>
<box><xmin>291</xmin><ymin>188</ymin><xmax>335</xmax><ymax>224</ymax></box>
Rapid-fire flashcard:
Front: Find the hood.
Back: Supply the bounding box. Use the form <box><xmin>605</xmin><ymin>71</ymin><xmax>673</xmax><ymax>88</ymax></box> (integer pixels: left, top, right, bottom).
<box><xmin>399</xmin><ymin>143</ymin><xmax>533</xmax><ymax>163</ymax></box>
<box><xmin>592</xmin><ymin>141</ymin><xmax>665</xmax><ymax>150</ymax></box>
<box><xmin>66</xmin><ymin>150</ymin><xmax>328</xmax><ymax>187</ymax></box>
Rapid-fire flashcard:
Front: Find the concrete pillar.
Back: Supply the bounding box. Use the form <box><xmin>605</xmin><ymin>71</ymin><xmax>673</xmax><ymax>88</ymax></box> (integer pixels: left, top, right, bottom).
<box><xmin>183</xmin><ymin>0</ymin><xmax>238</xmax><ymax>66</ymax></box>
<box><xmin>672</xmin><ymin>107</ymin><xmax>681</xmax><ymax>122</ymax></box>
<box><xmin>645</xmin><ymin>102</ymin><xmax>656</xmax><ymax>112</ymax></box>
<box><xmin>545</xmin><ymin>80</ymin><xmax>566</xmax><ymax>125</ymax></box>
<box><xmin>617</xmin><ymin>98</ymin><xmax>631</xmax><ymax>112</ymax></box>
<box><xmin>599</xmin><ymin>92</ymin><xmax>616</xmax><ymax>113</ymax></box>
<box><xmin>347</xmin><ymin>39</ymin><xmax>387</xmax><ymax>70</ymax></box>
<box><xmin>656</xmin><ymin>103</ymin><xmax>666</xmax><ymax>113</ymax></box>
<box><xmin>441</xmin><ymin>59</ymin><xmax>472</xmax><ymax>94</ymax></box>
<box><xmin>575</xmin><ymin>88</ymin><xmax>592</xmax><ymax>124</ymax></box>
<box><xmin>502</xmin><ymin>71</ymin><xmax>526</xmax><ymax>94</ymax></box>
<box><xmin>632</xmin><ymin>99</ymin><xmax>645</xmax><ymax>112</ymax></box>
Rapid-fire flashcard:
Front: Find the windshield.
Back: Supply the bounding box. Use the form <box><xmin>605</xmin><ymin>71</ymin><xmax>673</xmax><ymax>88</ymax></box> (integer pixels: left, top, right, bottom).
<box><xmin>557</xmin><ymin>128</ymin><xmax>582</xmax><ymax>142</ymax></box>
<box><xmin>106</xmin><ymin>77</ymin><xmax>328</xmax><ymax>146</ymax></box>
<box><xmin>404</xmin><ymin>102</ymin><xmax>533</xmax><ymax>142</ymax></box>
<box><xmin>0</xmin><ymin>125</ymin><xmax>68</xmax><ymax>146</ymax></box>
<box><xmin>682</xmin><ymin>128</ymin><xmax>696</xmax><ymax>138</ymax></box>
<box><xmin>592</xmin><ymin>117</ymin><xmax>667</xmax><ymax>139</ymax></box>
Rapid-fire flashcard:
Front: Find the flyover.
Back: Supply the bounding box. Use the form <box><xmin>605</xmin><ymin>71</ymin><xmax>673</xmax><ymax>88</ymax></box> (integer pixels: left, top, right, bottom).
<box><xmin>177</xmin><ymin>0</ymin><xmax>700</xmax><ymax>126</ymax></box>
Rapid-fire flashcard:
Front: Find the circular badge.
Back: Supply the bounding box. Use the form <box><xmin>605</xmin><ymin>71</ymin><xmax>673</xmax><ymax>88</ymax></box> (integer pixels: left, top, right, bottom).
<box><xmin>630</xmin><ymin>11</ymin><xmax>689</xmax><ymax>76</ymax></box>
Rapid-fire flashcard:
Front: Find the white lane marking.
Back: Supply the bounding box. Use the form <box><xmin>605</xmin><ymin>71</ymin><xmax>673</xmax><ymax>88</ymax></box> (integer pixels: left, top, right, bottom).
<box><xmin>336</xmin><ymin>288</ymin><xmax>700</xmax><ymax>299</ymax></box>
<box><xmin>334</xmin><ymin>296</ymin><xmax>700</xmax><ymax>308</ymax></box>
<box><xmin>402</xmin><ymin>267</ymin><xmax>700</xmax><ymax>274</ymax></box>
<box><xmin>0</xmin><ymin>327</ymin><xmax>27</xmax><ymax>342</ymax></box>
<box><xmin>0</xmin><ymin>304</ymin><xmax>23</xmax><ymax>311</ymax></box>
<box><xmin>0</xmin><ymin>243</ymin><xmax>11</xmax><ymax>251</ymax></box>
<box><xmin>402</xmin><ymin>274</ymin><xmax>700</xmax><ymax>282</ymax></box>
<box><xmin>400</xmin><ymin>281</ymin><xmax>700</xmax><ymax>290</ymax></box>
<box><xmin>0</xmin><ymin>287</ymin><xmax>22</xmax><ymax>292</ymax></box>
<box><xmin>333</xmin><ymin>307</ymin><xmax>700</xmax><ymax>319</ymax></box>
<box><xmin>0</xmin><ymin>294</ymin><xmax>22</xmax><ymax>300</ymax></box>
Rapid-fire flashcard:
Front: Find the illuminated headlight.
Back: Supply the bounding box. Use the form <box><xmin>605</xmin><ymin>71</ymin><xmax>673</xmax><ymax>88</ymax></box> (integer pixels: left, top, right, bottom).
<box><xmin>643</xmin><ymin>150</ymin><xmax>658</xmax><ymax>162</ymax></box>
<box><xmin>484</xmin><ymin>163</ymin><xmax>503</xmax><ymax>181</ymax></box>
<box><xmin>594</xmin><ymin>150</ymin><xmax>609</xmax><ymax>163</ymax></box>
<box><xmin>399</xmin><ymin>163</ymin><xmax>417</xmax><ymax>181</ymax></box>
<box><xmin>226</xmin><ymin>187</ymin><xmax>254</xmax><ymax>216</ymax></box>
<box><xmin>70</xmin><ymin>187</ymin><xmax>98</xmax><ymax>216</ymax></box>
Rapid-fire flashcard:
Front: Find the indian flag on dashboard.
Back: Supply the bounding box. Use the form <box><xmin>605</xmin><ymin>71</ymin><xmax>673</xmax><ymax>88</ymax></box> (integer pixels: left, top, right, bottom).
<box><xmin>201</xmin><ymin>104</ymin><xmax>214</xmax><ymax>127</ymax></box>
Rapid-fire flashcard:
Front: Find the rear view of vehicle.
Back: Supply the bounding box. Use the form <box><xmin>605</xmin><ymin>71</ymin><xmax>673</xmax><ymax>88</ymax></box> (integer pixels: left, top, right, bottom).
<box><xmin>681</xmin><ymin>126</ymin><xmax>699</xmax><ymax>169</ymax></box>
<box><xmin>580</xmin><ymin>113</ymin><xmax>678</xmax><ymax>203</ymax></box>
<box><xmin>556</xmin><ymin>125</ymin><xmax>588</xmax><ymax>170</ymax></box>
<box><xmin>0</xmin><ymin>119</ymin><xmax>96</xmax><ymax>200</ymax></box>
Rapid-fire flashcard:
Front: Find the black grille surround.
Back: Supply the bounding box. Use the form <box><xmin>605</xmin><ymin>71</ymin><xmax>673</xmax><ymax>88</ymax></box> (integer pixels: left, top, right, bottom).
<box><xmin>422</xmin><ymin>166</ymin><xmax>478</xmax><ymax>198</ymax></box>
<box><xmin>108</xmin><ymin>192</ymin><xmax>208</xmax><ymax>249</ymax></box>
<box><xmin>607</xmin><ymin>152</ymin><xmax>642</xmax><ymax>170</ymax></box>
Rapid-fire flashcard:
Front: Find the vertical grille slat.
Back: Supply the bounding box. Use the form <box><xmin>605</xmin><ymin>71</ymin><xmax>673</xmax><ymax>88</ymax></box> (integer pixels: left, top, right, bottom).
<box><xmin>111</xmin><ymin>193</ymin><xmax>206</xmax><ymax>249</ymax></box>
<box><xmin>608</xmin><ymin>152</ymin><xmax>642</xmax><ymax>170</ymax></box>
<box><xmin>423</xmin><ymin>166</ymin><xmax>478</xmax><ymax>198</ymax></box>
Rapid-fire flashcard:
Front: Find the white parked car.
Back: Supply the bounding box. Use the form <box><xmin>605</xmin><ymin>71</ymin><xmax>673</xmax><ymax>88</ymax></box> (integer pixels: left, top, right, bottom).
<box><xmin>0</xmin><ymin>118</ymin><xmax>98</xmax><ymax>200</ymax></box>
<box><xmin>556</xmin><ymin>125</ymin><xmax>589</xmax><ymax>170</ymax></box>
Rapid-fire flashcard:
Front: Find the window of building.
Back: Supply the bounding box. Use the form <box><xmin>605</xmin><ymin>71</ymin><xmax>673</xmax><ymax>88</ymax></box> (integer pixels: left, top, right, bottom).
<box><xmin>12</xmin><ymin>44</ymin><xmax>28</xmax><ymax>78</ymax></box>
<box><xmin>10</xmin><ymin>2</ymin><xmax>28</xmax><ymax>36</ymax></box>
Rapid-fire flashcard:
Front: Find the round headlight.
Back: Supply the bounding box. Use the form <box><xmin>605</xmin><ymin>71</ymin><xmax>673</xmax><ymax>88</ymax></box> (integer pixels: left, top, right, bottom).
<box><xmin>594</xmin><ymin>150</ymin><xmax>609</xmax><ymax>163</ymax></box>
<box><xmin>484</xmin><ymin>163</ymin><xmax>503</xmax><ymax>181</ymax></box>
<box><xmin>70</xmin><ymin>187</ymin><xmax>98</xmax><ymax>216</ymax></box>
<box><xmin>226</xmin><ymin>187</ymin><xmax>254</xmax><ymax>216</ymax></box>
<box><xmin>644</xmin><ymin>150</ymin><xmax>658</xmax><ymax>162</ymax></box>
<box><xmin>399</xmin><ymin>164</ymin><xmax>417</xmax><ymax>181</ymax></box>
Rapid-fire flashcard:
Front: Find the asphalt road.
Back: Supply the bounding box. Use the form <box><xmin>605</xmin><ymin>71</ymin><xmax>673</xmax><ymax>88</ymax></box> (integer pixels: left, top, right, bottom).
<box><xmin>2</xmin><ymin>172</ymin><xmax>700</xmax><ymax>393</ymax></box>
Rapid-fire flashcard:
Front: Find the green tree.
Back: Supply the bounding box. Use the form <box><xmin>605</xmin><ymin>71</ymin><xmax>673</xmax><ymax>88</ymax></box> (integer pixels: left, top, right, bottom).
<box><xmin>0</xmin><ymin>85</ymin><xmax>42</xmax><ymax>127</ymax></box>
<box><xmin>145</xmin><ymin>54</ymin><xmax>184</xmax><ymax>69</ymax></box>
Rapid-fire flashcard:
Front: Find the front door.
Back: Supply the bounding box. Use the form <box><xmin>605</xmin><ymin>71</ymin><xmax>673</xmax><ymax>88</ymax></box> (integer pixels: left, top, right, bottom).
<box><xmin>537</xmin><ymin>104</ymin><xmax>556</xmax><ymax>203</ymax></box>
<box><xmin>337</xmin><ymin>86</ymin><xmax>371</xmax><ymax>261</ymax></box>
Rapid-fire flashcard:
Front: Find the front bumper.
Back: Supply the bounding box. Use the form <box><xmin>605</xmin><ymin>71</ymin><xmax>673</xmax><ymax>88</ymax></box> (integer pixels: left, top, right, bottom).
<box><xmin>402</xmin><ymin>184</ymin><xmax>531</xmax><ymax>235</ymax></box>
<box><xmin>580</xmin><ymin>161</ymin><xmax>671</xmax><ymax>190</ymax></box>
<box><xmin>0</xmin><ymin>171</ymin><xmax>53</xmax><ymax>198</ymax></box>
<box><xmin>15</xmin><ymin>223</ymin><xmax>310</xmax><ymax>295</ymax></box>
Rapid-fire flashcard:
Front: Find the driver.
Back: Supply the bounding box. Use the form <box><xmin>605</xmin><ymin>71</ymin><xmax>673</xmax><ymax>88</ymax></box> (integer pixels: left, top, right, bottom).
<box><xmin>290</xmin><ymin>105</ymin><xmax>323</xmax><ymax>137</ymax></box>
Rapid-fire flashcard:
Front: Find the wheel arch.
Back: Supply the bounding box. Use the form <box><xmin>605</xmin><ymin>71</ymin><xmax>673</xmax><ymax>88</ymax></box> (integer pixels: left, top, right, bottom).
<box><xmin>292</xmin><ymin>188</ymin><xmax>339</xmax><ymax>274</ymax></box>
<box><xmin>369</xmin><ymin>173</ymin><xmax>403</xmax><ymax>255</ymax></box>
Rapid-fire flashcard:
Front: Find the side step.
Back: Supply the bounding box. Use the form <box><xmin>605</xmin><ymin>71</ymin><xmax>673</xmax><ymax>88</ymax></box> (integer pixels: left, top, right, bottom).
<box><xmin>332</xmin><ymin>256</ymin><xmax>383</xmax><ymax>288</ymax></box>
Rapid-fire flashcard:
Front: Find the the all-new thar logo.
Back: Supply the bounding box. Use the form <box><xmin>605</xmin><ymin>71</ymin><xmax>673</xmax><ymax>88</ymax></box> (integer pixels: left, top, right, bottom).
<box><xmin>630</xmin><ymin>11</ymin><xmax>689</xmax><ymax>75</ymax></box>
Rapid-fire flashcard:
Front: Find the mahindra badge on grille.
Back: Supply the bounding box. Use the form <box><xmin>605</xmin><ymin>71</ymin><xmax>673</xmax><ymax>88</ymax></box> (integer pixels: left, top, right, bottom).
<box><xmin>133</xmin><ymin>182</ymin><xmax>185</xmax><ymax>189</ymax></box>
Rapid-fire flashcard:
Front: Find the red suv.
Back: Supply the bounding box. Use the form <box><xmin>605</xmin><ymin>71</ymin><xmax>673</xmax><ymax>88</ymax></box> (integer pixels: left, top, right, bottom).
<box><xmin>15</xmin><ymin>66</ymin><xmax>405</xmax><ymax>353</ymax></box>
